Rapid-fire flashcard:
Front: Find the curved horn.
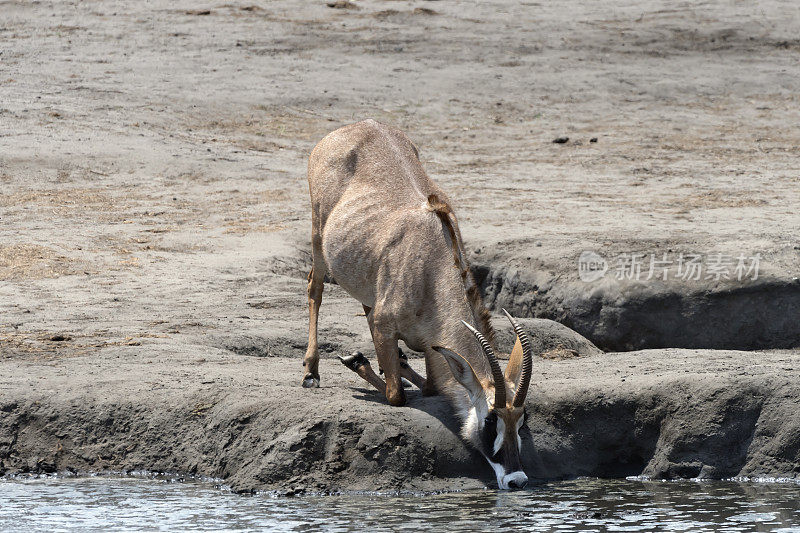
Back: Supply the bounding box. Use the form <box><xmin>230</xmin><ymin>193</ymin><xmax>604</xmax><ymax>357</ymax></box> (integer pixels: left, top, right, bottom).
<box><xmin>503</xmin><ymin>309</ymin><xmax>533</xmax><ymax>407</ymax></box>
<box><xmin>461</xmin><ymin>320</ymin><xmax>507</xmax><ymax>408</ymax></box>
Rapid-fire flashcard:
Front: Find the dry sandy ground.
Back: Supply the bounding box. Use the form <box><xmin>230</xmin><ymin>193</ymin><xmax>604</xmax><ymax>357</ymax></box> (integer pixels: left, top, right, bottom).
<box><xmin>1</xmin><ymin>1</ymin><xmax>799</xmax><ymax>488</ymax></box>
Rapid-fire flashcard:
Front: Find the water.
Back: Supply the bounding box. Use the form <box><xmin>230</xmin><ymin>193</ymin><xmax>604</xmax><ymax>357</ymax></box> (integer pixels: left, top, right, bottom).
<box><xmin>1</xmin><ymin>476</ymin><xmax>799</xmax><ymax>532</ymax></box>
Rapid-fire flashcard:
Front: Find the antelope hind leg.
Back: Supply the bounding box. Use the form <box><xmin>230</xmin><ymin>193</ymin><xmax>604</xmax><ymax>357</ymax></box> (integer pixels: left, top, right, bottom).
<box><xmin>397</xmin><ymin>348</ymin><xmax>427</xmax><ymax>391</ymax></box>
<box><xmin>302</xmin><ymin>265</ymin><xmax>325</xmax><ymax>388</ymax></box>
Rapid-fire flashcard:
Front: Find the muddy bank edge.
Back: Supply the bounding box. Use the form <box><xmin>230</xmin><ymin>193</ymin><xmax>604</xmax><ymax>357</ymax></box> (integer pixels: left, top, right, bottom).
<box><xmin>0</xmin><ymin>347</ymin><xmax>798</xmax><ymax>492</ymax></box>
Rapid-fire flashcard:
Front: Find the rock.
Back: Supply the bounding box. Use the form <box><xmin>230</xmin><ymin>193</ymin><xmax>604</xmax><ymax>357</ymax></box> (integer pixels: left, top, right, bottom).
<box><xmin>284</xmin><ymin>485</ymin><xmax>306</xmax><ymax>497</ymax></box>
<box><xmin>490</xmin><ymin>317</ymin><xmax>602</xmax><ymax>358</ymax></box>
<box><xmin>326</xmin><ymin>1</ymin><xmax>359</xmax><ymax>9</ymax></box>
<box><xmin>552</xmin><ymin>136</ymin><xmax>569</xmax><ymax>144</ymax></box>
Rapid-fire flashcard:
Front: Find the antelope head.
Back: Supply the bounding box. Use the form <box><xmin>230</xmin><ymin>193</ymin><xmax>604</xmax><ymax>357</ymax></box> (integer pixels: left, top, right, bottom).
<box><xmin>433</xmin><ymin>310</ymin><xmax>533</xmax><ymax>490</ymax></box>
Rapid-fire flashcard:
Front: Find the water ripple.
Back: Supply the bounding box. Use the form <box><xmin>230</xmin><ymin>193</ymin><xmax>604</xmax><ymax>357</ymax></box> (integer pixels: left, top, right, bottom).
<box><xmin>1</xmin><ymin>477</ymin><xmax>799</xmax><ymax>532</ymax></box>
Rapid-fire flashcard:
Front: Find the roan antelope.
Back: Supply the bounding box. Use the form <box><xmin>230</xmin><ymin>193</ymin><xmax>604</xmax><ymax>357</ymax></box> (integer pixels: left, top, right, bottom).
<box><xmin>303</xmin><ymin>120</ymin><xmax>533</xmax><ymax>489</ymax></box>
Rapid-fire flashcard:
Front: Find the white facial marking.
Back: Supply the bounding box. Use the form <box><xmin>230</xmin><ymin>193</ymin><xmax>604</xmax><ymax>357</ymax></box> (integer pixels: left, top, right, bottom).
<box><xmin>460</xmin><ymin>396</ymin><xmax>488</xmax><ymax>442</ymax></box>
<box><xmin>486</xmin><ymin>457</ymin><xmax>508</xmax><ymax>490</ymax></box>
<box><xmin>459</xmin><ymin>390</ymin><xmax>529</xmax><ymax>490</ymax></box>
<box><xmin>493</xmin><ymin>417</ymin><xmax>506</xmax><ymax>456</ymax></box>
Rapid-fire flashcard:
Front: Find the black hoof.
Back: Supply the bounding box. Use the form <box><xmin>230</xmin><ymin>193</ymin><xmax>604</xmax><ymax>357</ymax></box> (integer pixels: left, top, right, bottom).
<box><xmin>339</xmin><ymin>351</ymin><xmax>370</xmax><ymax>372</ymax></box>
<box><xmin>302</xmin><ymin>373</ymin><xmax>320</xmax><ymax>388</ymax></box>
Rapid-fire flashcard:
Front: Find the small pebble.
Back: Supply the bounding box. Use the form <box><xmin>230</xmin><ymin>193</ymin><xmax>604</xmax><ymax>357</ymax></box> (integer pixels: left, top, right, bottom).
<box><xmin>552</xmin><ymin>136</ymin><xmax>569</xmax><ymax>144</ymax></box>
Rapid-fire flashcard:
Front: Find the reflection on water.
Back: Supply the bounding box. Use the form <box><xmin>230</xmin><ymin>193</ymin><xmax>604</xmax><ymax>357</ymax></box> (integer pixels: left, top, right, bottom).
<box><xmin>1</xmin><ymin>476</ymin><xmax>799</xmax><ymax>532</ymax></box>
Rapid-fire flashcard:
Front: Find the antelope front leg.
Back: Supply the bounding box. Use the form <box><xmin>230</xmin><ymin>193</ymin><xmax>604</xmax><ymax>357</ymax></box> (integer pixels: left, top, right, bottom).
<box><xmin>364</xmin><ymin>304</ymin><xmax>427</xmax><ymax>392</ymax></box>
<box><xmin>421</xmin><ymin>350</ymin><xmax>440</xmax><ymax>396</ymax></box>
<box><xmin>339</xmin><ymin>351</ymin><xmax>386</xmax><ymax>392</ymax></box>
<box><xmin>371</xmin><ymin>320</ymin><xmax>406</xmax><ymax>406</ymax></box>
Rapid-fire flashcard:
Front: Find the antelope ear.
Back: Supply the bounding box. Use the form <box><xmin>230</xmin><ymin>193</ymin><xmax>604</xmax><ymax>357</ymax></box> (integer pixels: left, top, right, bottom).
<box><xmin>432</xmin><ymin>346</ymin><xmax>485</xmax><ymax>402</ymax></box>
<box><xmin>505</xmin><ymin>338</ymin><xmax>524</xmax><ymax>387</ymax></box>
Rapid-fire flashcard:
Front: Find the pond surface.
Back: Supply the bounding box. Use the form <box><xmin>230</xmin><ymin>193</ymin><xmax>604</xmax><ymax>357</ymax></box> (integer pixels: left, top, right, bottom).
<box><xmin>1</xmin><ymin>476</ymin><xmax>799</xmax><ymax>532</ymax></box>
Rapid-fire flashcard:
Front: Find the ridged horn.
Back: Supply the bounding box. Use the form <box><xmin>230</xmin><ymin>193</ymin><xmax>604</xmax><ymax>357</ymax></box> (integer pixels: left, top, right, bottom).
<box><xmin>502</xmin><ymin>309</ymin><xmax>533</xmax><ymax>407</ymax></box>
<box><xmin>461</xmin><ymin>320</ymin><xmax>507</xmax><ymax>408</ymax></box>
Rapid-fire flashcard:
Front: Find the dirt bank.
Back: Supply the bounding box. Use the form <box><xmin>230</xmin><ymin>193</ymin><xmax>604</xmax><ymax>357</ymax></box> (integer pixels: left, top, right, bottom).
<box><xmin>473</xmin><ymin>251</ymin><xmax>800</xmax><ymax>351</ymax></box>
<box><xmin>1</xmin><ymin>344</ymin><xmax>797</xmax><ymax>492</ymax></box>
